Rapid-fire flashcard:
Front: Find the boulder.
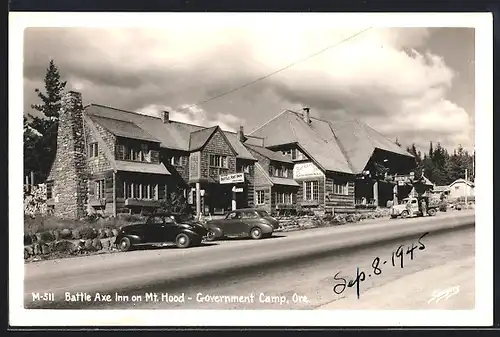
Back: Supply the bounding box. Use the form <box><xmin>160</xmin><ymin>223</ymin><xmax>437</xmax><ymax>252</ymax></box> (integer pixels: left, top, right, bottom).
<box><xmin>111</xmin><ymin>229</ymin><xmax>119</xmax><ymax>237</ymax></box>
<box><xmin>72</xmin><ymin>229</ymin><xmax>81</xmax><ymax>240</ymax></box>
<box><xmin>53</xmin><ymin>229</ymin><xmax>61</xmax><ymax>241</ymax></box>
<box><xmin>92</xmin><ymin>238</ymin><xmax>103</xmax><ymax>251</ymax></box>
<box><xmin>41</xmin><ymin>243</ymin><xmax>51</xmax><ymax>255</ymax></box>
<box><xmin>35</xmin><ymin>233</ymin><xmax>42</xmax><ymax>243</ymax></box>
<box><xmin>84</xmin><ymin>239</ymin><xmax>93</xmax><ymax>251</ymax></box>
<box><xmin>60</xmin><ymin>228</ymin><xmax>73</xmax><ymax>240</ymax></box>
<box><xmin>102</xmin><ymin>239</ymin><xmax>111</xmax><ymax>250</ymax></box>
<box><xmin>24</xmin><ymin>247</ymin><xmax>31</xmax><ymax>259</ymax></box>
<box><xmin>109</xmin><ymin>237</ymin><xmax>116</xmax><ymax>246</ymax></box>
<box><xmin>104</xmin><ymin>228</ymin><xmax>114</xmax><ymax>238</ymax></box>
<box><xmin>53</xmin><ymin>240</ymin><xmax>77</xmax><ymax>254</ymax></box>
<box><xmin>98</xmin><ymin>228</ymin><xmax>107</xmax><ymax>239</ymax></box>
<box><xmin>79</xmin><ymin>227</ymin><xmax>98</xmax><ymax>240</ymax></box>
<box><xmin>25</xmin><ymin>245</ymin><xmax>34</xmax><ymax>256</ymax></box>
<box><xmin>33</xmin><ymin>243</ymin><xmax>41</xmax><ymax>255</ymax></box>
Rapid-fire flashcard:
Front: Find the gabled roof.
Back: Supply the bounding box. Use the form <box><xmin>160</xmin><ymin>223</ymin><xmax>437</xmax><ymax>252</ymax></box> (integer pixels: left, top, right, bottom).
<box><xmin>189</xmin><ymin>126</ymin><xmax>218</xmax><ymax>151</ymax></box>
<box><xmin>433</xmin><ymin>185</ymin><xmax>450</xmax><ymax>192</ymax></box>
<box><xmin>223</xmin><ymin>132</ymin><xmax>257</xmax><ymax>161</ymax></box>
<box><xmin>249</xmin><ymin>110</ymin><xmax>353</xmax><ymax>174</ymax></box>
<box><xmin>84</xmin><ymin>104</ymin><xmax>256</xmax><ymax>160</ymax></box>
<box><xmin>88</xmin><ymin>115</ymin><xmax>161</xmax><ymax>143</ymax></box>
<box><xmin>250</xmin><ymin>109</ymin><xmax>414</xmax><ymax>175</ymax></box>
<box><xmin>245</xmin><ymin>144</ymin><xmax>293</xmax><ymax>163</ymax></box>
<box><xmin>329</xmin><ymin>119</ymin><xmax>413</xmax><ymax>173</ymax></box>
<box><xmin>449</xmin><ymin>178</ymin><xmax>475</xmax><ymax>187</ymax></box>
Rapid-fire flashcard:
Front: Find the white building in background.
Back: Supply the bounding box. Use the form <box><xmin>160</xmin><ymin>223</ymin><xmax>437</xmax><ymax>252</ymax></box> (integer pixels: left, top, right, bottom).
<box><xmin>447</xmin><ymin>178</ymin><xmax>475</xmax><ymax>200</ymax></box>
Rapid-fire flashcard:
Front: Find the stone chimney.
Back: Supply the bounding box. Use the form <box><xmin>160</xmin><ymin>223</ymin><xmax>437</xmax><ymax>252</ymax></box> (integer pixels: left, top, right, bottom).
<box><xmin>238</xmin><ymin>125</ymin><xmax>247</xmax><ymax>143</ymax></box>
<box><xmin>161</xmin><ymin>110</ymin><xmax>170</xmax><ymax>123</ymax></box>
<box><xmin>51</xmin><ymin>91</ymin><xmax>88</xmax><ymax>219</ymax></box>
<box><xmin>303</xmin><ymin>107</ymin><xmax>311</xmax><ymax>124</ymax></box>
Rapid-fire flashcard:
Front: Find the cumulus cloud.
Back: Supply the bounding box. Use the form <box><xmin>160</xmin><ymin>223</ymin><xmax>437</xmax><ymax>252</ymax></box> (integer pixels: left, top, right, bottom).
<box><xmin>136</xmin><ymin>104</ymin><xmax>244</xmax><ymax>132</ymax></box>
<box><xmin>23</xmin><ymin>24</ymin><xmax>474</xmax><ymax>153</ymax></box>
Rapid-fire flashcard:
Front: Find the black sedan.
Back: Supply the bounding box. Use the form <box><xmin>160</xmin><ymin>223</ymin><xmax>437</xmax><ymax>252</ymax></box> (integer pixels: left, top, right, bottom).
<box><xmin>204</xmin><ymin>208</ymin><xmax>280</xmax><ymax>241</ymax></box>
<box><xmin>115</xmin><ymin>213</ymin><xmax>208</xmax><ymax>251</ymax></box>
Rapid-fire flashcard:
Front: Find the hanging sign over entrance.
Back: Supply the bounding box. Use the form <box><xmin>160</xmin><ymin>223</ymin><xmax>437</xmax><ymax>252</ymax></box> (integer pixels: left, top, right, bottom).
<box><xmin>232</xmin><ymin>187</ymin><xmax>244</xmax><ymax>193</ymax></box>
<box><xmin>220</xmin><ymin>172</ymin><xmax>245</xmax><ymax>184</ymax></box>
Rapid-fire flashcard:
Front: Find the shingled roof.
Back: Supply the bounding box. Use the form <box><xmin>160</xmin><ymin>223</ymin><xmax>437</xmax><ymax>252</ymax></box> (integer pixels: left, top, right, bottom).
<box><xmin>249</xmin><ymin>110</ymin><xmax>353</xmax><ymax>174</ymax></box>
<box><xmin>250</xmin><ymin>110</ymin><xmax>414</xmax><ymax>175</ymax></box>
<box><xmin>84</xmin><ymin>104</ymin><xmax>256</xmax><ymax>160</ymax></box>
<box><xmin>244</xmin><ymin>144</ymin><xmax>293</xmax><ymax>163</ymax></box>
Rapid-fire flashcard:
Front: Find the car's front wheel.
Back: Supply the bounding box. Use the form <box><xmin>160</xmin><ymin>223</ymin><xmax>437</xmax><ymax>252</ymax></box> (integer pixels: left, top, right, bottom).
<box><xmin>205</xmin><ymin>229</ymin><xmax>217</xmax><ymax>242</ymax></box>
<box><xmin>428</xmin><ymin>208</ymin><xmax>437</xmax><ymax>216</ymax></box>
<box><xmin>118</xmin><ymin>237</ymin><xmax>132</xmax><ymax>252</ymax></box>
<box><xmin>400</xmin><ymin>211</ymin><xmax>409</xmax><ymax>219</ymax></box>
<box><xmin>175</xmin><ymin>233</ymin><xmax>191</xmax><ymax>248</ymax></box>
<box><xmin>250</xmin><ymin>227</ymin><xmax>263</xmax><ymax>240</ymax></box>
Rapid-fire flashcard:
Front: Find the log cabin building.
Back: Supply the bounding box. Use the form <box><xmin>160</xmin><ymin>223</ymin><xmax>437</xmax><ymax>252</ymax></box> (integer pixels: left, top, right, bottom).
<box><xmin>45</xmin><ymin>91</ymin><xmax>417</xmax><ymax>219</ymax></box>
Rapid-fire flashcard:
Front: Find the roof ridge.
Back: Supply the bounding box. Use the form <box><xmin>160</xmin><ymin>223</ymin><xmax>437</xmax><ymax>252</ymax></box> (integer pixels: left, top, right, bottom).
<box><xmin>327</xmin><ymin>122</ymin><xmax>356</xmax><ymax>173</ymax></box>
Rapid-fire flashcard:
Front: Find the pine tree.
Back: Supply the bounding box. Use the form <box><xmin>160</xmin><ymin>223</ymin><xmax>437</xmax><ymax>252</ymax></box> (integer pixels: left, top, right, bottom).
<box><xmin>31</xmin><ymin>60</ymin><xmax>67</xmax><ymax>120</ymax></box>
<box><xmin>24</xmin><ymin>60</ymin><xmax>67</xmax><ymax>183</ymax></box>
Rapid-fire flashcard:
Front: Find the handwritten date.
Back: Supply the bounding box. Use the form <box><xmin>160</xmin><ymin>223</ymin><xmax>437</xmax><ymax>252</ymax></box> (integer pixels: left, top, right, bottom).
<box><xmin>333</xmin><ymin>232</ymin><xmax>429</xmax><ymax>299</ymax></box>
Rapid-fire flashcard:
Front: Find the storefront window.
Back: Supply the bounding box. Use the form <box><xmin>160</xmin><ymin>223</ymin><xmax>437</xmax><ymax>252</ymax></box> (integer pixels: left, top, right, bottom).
<box><xmin>333</xmin><ymin>182</ymin><xmax>348</xmax><ymax>195</ymax></box>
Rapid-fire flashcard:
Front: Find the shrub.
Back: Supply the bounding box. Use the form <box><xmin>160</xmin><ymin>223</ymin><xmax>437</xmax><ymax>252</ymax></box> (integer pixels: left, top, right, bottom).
<box><xmin>52</xmin><ymin>240</ymin><xmax>78</xmax><ymax>254</ymax></box>
<box><xmin>39</xmin><ymin>231</ymin><xmax>56</xmax><ymax>243</ymax></box>
<box><xmin>439</xmin><ymin>201</ymin><xmax>448</xmax><ymax>212</ymax></box>
<box><xmin>78</xmin><ymin>227</ymin><xmax>98</xmax><ymax>240</ymax></box>
<box><xmin>24</xmin><ymin>234</ymin><xmax>33</xmax><ymax>246</ymax></box>
<box><xmin>60</xmin><ymin>228</ymin><xmax>73</xmax><ymax>240</ymax></box>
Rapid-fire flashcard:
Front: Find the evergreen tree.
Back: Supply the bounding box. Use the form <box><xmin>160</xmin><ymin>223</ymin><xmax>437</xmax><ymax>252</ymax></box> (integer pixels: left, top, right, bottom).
<box><xmin>24</xmin><ymin>60</ymin><xmax>67</xmax><ymax>183</ymax></box>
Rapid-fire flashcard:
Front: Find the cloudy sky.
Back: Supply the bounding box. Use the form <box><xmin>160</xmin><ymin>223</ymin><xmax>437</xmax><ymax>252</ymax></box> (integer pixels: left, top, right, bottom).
<box><xmin>23</xmin><ymin>24</ymin><xmax>475</xmax><ymax>153</ymax></box>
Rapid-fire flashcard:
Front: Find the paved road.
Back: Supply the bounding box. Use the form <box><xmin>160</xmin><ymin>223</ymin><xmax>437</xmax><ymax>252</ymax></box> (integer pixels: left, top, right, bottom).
<box><xmin>24</xmin><ymin>210</ymin><xmax>474</xmax><ymax>309</ymax></box>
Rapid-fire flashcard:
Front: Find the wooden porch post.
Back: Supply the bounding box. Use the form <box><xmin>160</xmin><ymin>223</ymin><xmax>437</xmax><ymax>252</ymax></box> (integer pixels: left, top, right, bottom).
<box><xmin>373</xmin><ymin>180</ymin><xmax>379</xmax><ymax>207</ymax></box>
<box><xmin>196</xmin><ymin>182</ymin><xmax>201</xmax><ymax>218</ymax></box>
<box><xmin>112</xmin><ymin>172</ymin><xmax>117</xmax><ymax>217</ymax></box>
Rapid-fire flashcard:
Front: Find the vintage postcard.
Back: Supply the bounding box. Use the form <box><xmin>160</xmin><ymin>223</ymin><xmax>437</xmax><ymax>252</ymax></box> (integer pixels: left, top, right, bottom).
<box><xmin>9</xmin><ymin>12</ymin><xmax>492</xmax><ymax>327</ymax></box>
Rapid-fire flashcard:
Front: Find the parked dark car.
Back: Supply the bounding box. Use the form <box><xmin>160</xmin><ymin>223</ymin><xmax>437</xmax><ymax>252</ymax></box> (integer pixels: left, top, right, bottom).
<box><xmin>204</xmin><ymin>208</ymin><xmax>280</xmax><ymax>240</ymax></box>
<box><xmin>115</xmin><ymin>212</ymin><xmax>208</xmax><ymax>251</ymax></box>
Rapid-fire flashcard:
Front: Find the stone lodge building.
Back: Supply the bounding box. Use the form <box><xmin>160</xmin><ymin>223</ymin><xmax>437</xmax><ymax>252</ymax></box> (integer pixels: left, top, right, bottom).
<box><xmin>46</xmin><ymin>91</ymin><xmax>417</xmax><ymax>219</ymax></box>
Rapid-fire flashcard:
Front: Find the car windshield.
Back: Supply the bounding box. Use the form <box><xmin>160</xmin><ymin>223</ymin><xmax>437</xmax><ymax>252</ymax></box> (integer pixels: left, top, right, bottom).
<box><xmin>401</xmin><ymin>199</ymin><xmax>409</xmax><ymax>204</ymax></box>
<box><xmin>256</xmin><ymin>210</ymin><xmax>269</xmax><ymax>217</ymax></box>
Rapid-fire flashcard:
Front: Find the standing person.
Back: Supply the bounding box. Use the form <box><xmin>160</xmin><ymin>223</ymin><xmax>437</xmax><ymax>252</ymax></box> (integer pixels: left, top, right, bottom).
<box><xmin>421</xmin><ymin>198</ymin><xmax>427</xmax><ymax>217</ymax></box>
<box><xmin>406</xmin><ymin>199</ymin><xmax>413</xmax><ymax>217</ymax></box>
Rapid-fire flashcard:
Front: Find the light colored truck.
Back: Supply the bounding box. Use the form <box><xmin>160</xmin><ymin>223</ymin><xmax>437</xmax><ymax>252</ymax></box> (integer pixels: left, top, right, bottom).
<box><xmin>390</xmin><ymin>197</ymin><xmax>439</xmax><ymax>219</ymax></box>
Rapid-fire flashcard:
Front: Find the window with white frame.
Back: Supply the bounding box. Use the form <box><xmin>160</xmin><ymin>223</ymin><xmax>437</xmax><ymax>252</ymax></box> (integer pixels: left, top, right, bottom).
<box><xmin>256</xmin><ymin>190</ymin><xmax>265</xmax><ymax>205</ymax></box>
<box><xmin>333</xmin><ymin>182</ymin><xmax>348</xmax><ymax>195</ymax></box>
<box><xmin>209</xmin><ymin>154</ymin><xmax>228</xmax><ymax>168</ymax></box>
<box><xmin>303</xmin><ymin>180</ymin><xmax>319</xmax><ymax>201</ymax></box>
<box><xmin>88</xmin><ymin>143</ymin><xmax>99</xmax><ymax>158</ymax></box>
<box><xmin>95</xmin><ymin>180</ymin><xmax>105</xmax><ymax>199</ymax></box>
<box><xmin>276</xmin><ymin>192</ymin><xmax>293</xmax><ymax>204</ymax></box>
<box><xmin>124</xmin><ymin>182</ymin><xmax>158</xmax><ymax>200</ymax></box>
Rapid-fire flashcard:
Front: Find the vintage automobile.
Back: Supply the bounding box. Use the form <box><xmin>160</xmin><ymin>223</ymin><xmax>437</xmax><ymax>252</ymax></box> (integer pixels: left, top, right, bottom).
<box><xmin>390</xmin><ymin>197</ymin><xmax>439</xmax><ymax>219</ymax></box>
<box><xmin>115</xmin><ymin>212</ymin><xmax>208</xmax><ymax>251</ymax></box>
<box><xmin>204</xmin><ymin>208</ymin><xmax>280</xmax><ymax>241</ymax></box>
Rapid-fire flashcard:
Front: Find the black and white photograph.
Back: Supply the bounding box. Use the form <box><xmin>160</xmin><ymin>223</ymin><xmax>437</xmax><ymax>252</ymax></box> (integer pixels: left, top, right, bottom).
<box><xmin>9</xmin><ymin>12</ymin><xmax>492</xmax><ymax>327</ymax></box>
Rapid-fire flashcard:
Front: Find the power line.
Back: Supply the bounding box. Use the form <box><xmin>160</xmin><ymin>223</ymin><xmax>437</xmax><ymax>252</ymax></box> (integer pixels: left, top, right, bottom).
<box><xmin>175</xmin><ymin>27</ymin><xmax>372</xmax><ymax>114</ymax></box>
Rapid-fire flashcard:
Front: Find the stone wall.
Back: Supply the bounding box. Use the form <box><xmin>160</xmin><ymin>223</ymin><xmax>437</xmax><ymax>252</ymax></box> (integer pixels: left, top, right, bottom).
<box><xmin>51</xmin><ymin>91</ymin><xmax>88</xmax><ymax>219</ymax></box>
